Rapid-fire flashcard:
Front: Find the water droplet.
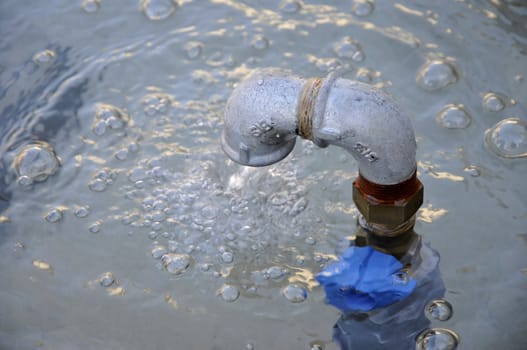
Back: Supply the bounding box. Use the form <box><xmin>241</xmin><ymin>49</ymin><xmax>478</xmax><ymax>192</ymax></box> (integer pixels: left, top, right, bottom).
<box><xmin>333</xmin><ymin>36</ymin><xmax>365</xmax><ymax>62</ymax></box>
<box><xmin>33</xmin><ymin>49</ymin><xmax>56</xmax><ymax>64</ymax></box>
<box><xmin>416</xmin><ymin>60</ymin><xmax>458</xmax><ymax>91</ymax></box>
<box><xmin>89</xmin><ymin>221</ymin><xmax>102</xmax><ymax>233</ymax></box>
<box><xmin>416</xmin><ymin>328</ymin><xmax>460</xmax><ymax>350</ymax></box>
<box><xmin>151</xmin><ymin>245</ymin><xmax>168</xmax><ymax>259</ymax></box>
<box><xmin>218</xmin><ymin>284</ymin><xmax>240</xmax><ymax>302</ymax></box>
<box><xmin>282</xmin><ymin>284</ymin><xmax>307</xmax><ymax>303</ymax></box>
<box><xmin>74</xmin><ymin>206</ymin><xmax>91</xmax><ymax>218</ymax></box>
<box><xmin>45</xmin><ymin>208</ymin><xmax>63</xmax><ymax>223</ymax></box>
<box><xmin>98</xmin><ymin>272</ymin><xmax>115</xmax><ymax>287</ymax></box>
<box><xmin>82</xmin><ymin>0</ymin><xmax>100</xmax><ymax>13</ymax></box>
<box><xmin>17</xmin><ymin>175</ymin><xmax>33</xmax><ymax>187</ymax></box>
<box><xmin>425</xmin><ymin>299</ymin><xmax>453</xmax><ymax>321</ymax></box>
<box><xmin>219</xmin><ymin>250</ymin><xmax>233</xmax><ymax>263</ymax></box>
<box><xmin>463</xmin><ymin>165</ymin><xmax>480</xmax><ymax>177</ymax></box>
<box><xmin>140</xmin><ymin>0</ymin><xmax>176</xmax><ymax>21</ymax></box>
<box><xmin>352</xmin><ymin>0</ymin><xmax>375</xmax><ymax>16</ymax></box>
<box><xmin>485</xmin><ymin>118</ymin><xmax>527</xmax><ymax>158</ymax></box>
<box><xmin>13</xmin><ymin>142</ymin><xmax>60</xmax><ymax>183</ymax></box>
<box><xmin>115</xmin><ymin>148</ymin><xmax>129</xmax><ymax>160</ymax></box>
<box><xmin>482</xmin><ymin>92</ymin><xmax>505</xmax><ymax>112</ymax></box>
<box><xmin>436</xmin><ymin>104</ymin><xmax>471</xmax><ymax>129</ymax></box>
<box><xmin>184</xmin><ymin>41</ymin><xmax>203</xmax><ymax>59</ymax></box>
<box><xmin>162</xmin><ymin>253</ymin><xmax>192</xmax><ymax>274</ymax></box>
<box><xmin>251</xmin><ymin>34</ymin><xmax>269</xmax><ymax>50</ymax></box>
<box><xmin>280</xmin><ymin>0</ymin><xmax>302</xmax><ymax>13</ymax></box>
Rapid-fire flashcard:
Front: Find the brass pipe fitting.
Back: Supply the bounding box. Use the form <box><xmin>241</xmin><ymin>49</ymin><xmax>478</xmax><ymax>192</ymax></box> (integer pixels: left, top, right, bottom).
<box><xmin>353</xmin><ymin>171</ymin><xmax>423</xmax><ymax>236</ymax></box>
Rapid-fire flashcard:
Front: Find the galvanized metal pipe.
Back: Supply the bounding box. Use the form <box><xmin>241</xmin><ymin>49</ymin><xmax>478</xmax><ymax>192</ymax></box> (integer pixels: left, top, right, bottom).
<box><xmin>222</xmin><ymin>69</ymin><xmax>417</xmax><ymax>185</ymax></box>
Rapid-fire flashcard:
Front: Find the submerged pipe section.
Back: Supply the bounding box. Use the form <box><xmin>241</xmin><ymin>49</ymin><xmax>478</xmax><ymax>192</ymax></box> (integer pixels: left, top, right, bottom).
<box><xmin>222</xmin><ymin>69</ymin><xmax>423</xmax><ymax>236</ymax></box>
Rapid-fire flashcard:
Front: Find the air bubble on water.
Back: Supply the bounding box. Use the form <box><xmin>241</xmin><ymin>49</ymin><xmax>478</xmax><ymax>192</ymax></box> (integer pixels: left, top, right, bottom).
<box><xmin>425</xmin><ymin>299</ymin><xmax>453</xmax><ymax>321</ymax></box>
<box><xmin>305</xmin><ymin>236</ymin><xmax>316</xmax><ymax>245</ymax></box>
<box><xmin>245</xmin><ymin>343</ymin><xmax>254</xmax><ymax>350</ymax></box>
<box><xmin>280</xmin><ymin>0</ymin><xmax>302</xmax><ymax>13</ymax></box>
<box><xmin>314</xmin><ymin>58</ymin><xmax>342</xmax><ymax>73</ymax></box>
<box><xmin>484</xmin><ymin>118</ymin><xmax>527</xmax><ymax>158</ymax></box>
<box><xmin>162</xmin><ymin>253</ymin><xmax>192</xmax><ymax>275</ymax></box>
<box><xmin>74</xmin><ymin>206</ymin><xmax>91</xmax><ymax>218</ymax></box>
<box><xmin>142</xmin><ymin>93</ymin><xmax>172</xmax><ymax>116</ymax></box>
<box><xmin>45</xmin><ymin>208</ymin><xmax>63</xmax><ymax>223</ymax></box>
<box><xmin>482</xmin><ymin>92</ymin><xmax>505</xmax><ymax>112</ymax></box>
<box><xmin>89</xmin><ymin>221</ymin><xmax>102</xmax><ymax>233</ymax></box>
<box><xmin>140</xmin><ymin>0</ymin><xmax>176</xmax><ymax>21</ymax></box>
<box><xmin>33</xmin><ymin>49</ymin><xmax>56</xmax><ymax>64</ymax></box>
<box><xmin>128</xmin><ymin>167</ymin><xmax>147</xmax><ymax>182</ymax></box>
<box><xmin>98</xmin><ymin>272</ymin><xmax>115</xmax><ymax>287</ymax></box>
<box><xmin>184</xmin><ymin>41</ymin><xmax>203</xmax><ymax>59</ymax></box>
<box><xmin>416</xmin><ymin>60</ymin><xmax>458</xmax><ymax>91</ymax></box>
<box><xmin>17</xmin><ymin>176</ymin><xmax>33</xmax><ymax>187</ymax></box>
<box><xmin>266</xmin><ymin>266</ymin><xmax>287</xmax><ymax>280</ymax></box>
<box><xmin>151</xmin><ymin>245</ymin><xmax>168</xmax><ymax>259</ymax></box>
<box><xmin>436</xmin><ymin>104</ymin><xmax>471</xmax><ymax>129</ymax></box>
<box><xmin>115</xmin><ymin>148</ymin><xmax>129</xmax><ymax>160</ymax></box>
<box><xmin>218</xmin><ymin>284</ymin><xmax>240</xmax><ymax>302</ymax></box>
<box><xmin>463</xmin><ymin>165</ymin><xmax>480</xmax><ymax>177</ymax></box>
<box><xmin>333</xmin><ymin>36</ymin><xmax>365</xmax><ymax>62</ymax></box>
<box><xmin>416</xmin><ymin>328</ymin><xmax>460</xmax><ymax>350</ymax></box>
<box><xmin>251</xmin><ymin>34</ymin><xmax>269</xmax><ymax>50</ymax></box>
<box><xmin>128</xmin><ymin>142</ymin><xmax>140</xmax><ymax>153</ymax></box>
<box><xmin>82</xmin><ymin>0</ymin><xmax>100</xmax><ymax>13</ymax></box>
<box><xmin>352</xmin><ymin>0</ymin><xmax>375</xmax><ymax>17</ymax></box>
<box><xmin>13</xmin><ymin>142</ymin><xmax>60</xmax><ymax>184</ymax></box>
<box><xmin>221</xmin><ymin>251</ymin><xmax>234</xmax><ymax>264</ymax></box>
<box><xmin>282</xmin><ymin>284</ymin><xmax>307</xmax><ymax>303</ymax></box>
<box><xmin>89</xmin><ymin>178</ymin><xmax>107</xmax><ymax>192</ymax></box>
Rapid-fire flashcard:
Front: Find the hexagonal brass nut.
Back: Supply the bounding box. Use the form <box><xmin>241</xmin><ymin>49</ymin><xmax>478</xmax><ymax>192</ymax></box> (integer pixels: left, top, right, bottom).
<box><xmin>353</xmin><ymin>182</ymin><xmax>423</xmax><ymax>226</ymax></box>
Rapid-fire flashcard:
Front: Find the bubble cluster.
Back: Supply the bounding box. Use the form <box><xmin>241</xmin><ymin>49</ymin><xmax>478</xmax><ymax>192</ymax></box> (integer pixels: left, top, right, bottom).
<box><xmin>425</xmin><ymin>299</ymin><xmax>453</xmax><ymax>321</ymax></box>
<box><xmin>33</xmin><ymin>49</ymin><xmax>56</xmax><ymax>65</ymax></box>
<box><xmin>352</xmin><ymin>0</ymin><xmax>375</xmax><ymax>17</ymax></box>
<box><xmin>89</xmin><ymin>168</ymin><xmax>118</xmax><ymax>192</ymax></box>
<box><xmin>485</xmin><ymin>118</ymin><xmax>527</xmax><ymax>158</ymax></box>
<box><xmin>416</xmin><ymin>60</ymin><xmax>458</xmax><ymax>91</ymax></box>
<box><xmin>435</xmin><ymin>104</ymin><xmax>471</xmax><ymax>129</ymax></box>
<box><xmin>482</xmin><ymin>92</ymin><xmax>505</xmax><ymax>112</ymax></box>
<box><xmin>281</xmin><ymin>284</ymin><xmax>307</xmax><ymax>303</ymax></box>
<box><xmin>416</xmin><ymin>328</ymin><xmax>460</xmax><ymax>350</ymax></box>
<box><xmin>142</xmin><ymin>93</ymin><xmax>172</xmax><ymax>116</ymax></box>
<box><xmin>92</xmin><ymin>103</ymin><xmax>129</xmax><ymax>136</ymax></box>
<box><xmin>333</xmin><ymin>36</ymin><xmax>365</xmax><ymax>62</ymax></box>
<box><xmin>13</xmin><ymin>142</ymin><xmax>60</xmax><ymax>185</ymax></box>
<box><xmin>218</xmin><ymin>284</ymin><xmax>240</xmax><ymax>302</ymax></box>
<box><xmin>81</xmin><ymin>0</ymin><xmax>100</xmax><ymax>13</ymax></box>
<box><xmin>140</xmin><ymin>0</ymin><xmax>176</xmax><ymax>21</ymax></box>
<box><xmin>280</xmin><ymin>0</ymin><xmax>302</xmax><ymax>13</ymax></box>
<box><xmin>162</xmin><ymin>253</ymin><xmax>192</xmax><ymax>275</ymax></box>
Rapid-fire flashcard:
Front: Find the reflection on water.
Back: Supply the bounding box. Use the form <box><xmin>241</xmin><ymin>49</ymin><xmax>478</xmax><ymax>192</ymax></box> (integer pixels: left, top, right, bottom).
<box><xmin>0</xmin><ymin>0</ymin><xmax>526</xmax><ymax>349</ymax></box>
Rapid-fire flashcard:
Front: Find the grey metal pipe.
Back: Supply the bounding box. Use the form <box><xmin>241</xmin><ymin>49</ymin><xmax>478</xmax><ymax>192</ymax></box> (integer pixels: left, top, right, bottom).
<box><xmin>222</xmin><ymin>69</ymin><xmax>417</xmax><ymax>185</ymax></box>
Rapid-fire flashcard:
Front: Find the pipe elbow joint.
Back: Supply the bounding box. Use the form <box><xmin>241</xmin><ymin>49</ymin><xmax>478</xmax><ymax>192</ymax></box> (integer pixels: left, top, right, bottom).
<box><xmin>222</xmin><ymin>69</ymin><xmax>417</xmax><ymax>185</ymax></box>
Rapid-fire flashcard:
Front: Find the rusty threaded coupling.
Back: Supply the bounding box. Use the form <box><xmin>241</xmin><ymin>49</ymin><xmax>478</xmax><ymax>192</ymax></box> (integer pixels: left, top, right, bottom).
<box><xmin>353</xmin><ymin>171</ymin><xmax>423</xmax><ymax>235</ymax></box>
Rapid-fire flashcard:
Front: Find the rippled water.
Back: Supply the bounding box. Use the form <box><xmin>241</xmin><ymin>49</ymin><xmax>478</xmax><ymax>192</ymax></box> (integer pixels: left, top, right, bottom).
<box><xmin>1</xmin><ymin>0</ymin><xmax>526</xmax><ymax>349</ymax></box>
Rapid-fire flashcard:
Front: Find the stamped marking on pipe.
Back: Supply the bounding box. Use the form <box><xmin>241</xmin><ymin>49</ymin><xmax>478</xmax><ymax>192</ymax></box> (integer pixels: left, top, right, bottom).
<box><xmin>354</xmin><ymin>142</ymin><xmax>379</xmax><ymax>162</ymax></box>
<box><xmin>250</xmin><ymin>121</ymin><xmax>274</xmax><ymax>137</ymax></box>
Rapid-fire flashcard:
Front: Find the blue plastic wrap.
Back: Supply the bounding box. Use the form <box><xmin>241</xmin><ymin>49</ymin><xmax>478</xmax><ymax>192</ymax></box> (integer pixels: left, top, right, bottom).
<box><xmin>316</xmin><ymin>246</ymin><xmax>416</xmax><ymax>312</ymax></box>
